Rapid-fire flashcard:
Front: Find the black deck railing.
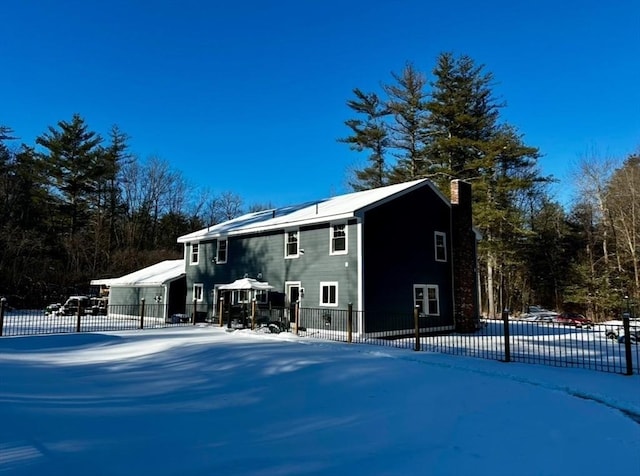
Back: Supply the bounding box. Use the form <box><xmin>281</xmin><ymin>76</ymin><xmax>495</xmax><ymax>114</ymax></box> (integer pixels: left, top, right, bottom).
<box><xmin>0</xmin><ymin>300</ymin><xmax>638</xmax><ymax>376</ymax></box>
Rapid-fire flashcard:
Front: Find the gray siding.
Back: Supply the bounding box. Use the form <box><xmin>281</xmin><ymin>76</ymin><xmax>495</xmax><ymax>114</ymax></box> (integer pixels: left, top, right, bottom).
<box><xmin>361</xmin><ymin>185</ymin><xmax>454</xmax><ymax>332</ymax></box>
<box><xmin>109</xmin><ymin>285</ymin><xmax>166</xmax><ymax>319</ymax></box>
<box><xmin>182</xmin><ymin>181</ymin><xmax>460</xmax><ymax>334</ymax></box>
<box><xmin>185</xmin><ymin>220</ymin><xmax>360</xmax><ymax>312</ymax></box>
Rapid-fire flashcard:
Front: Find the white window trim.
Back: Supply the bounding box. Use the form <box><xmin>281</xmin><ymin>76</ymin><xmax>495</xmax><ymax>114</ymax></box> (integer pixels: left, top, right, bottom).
<box><xmin>190</xmin><ymin>243</ymin><xmax>200</xmax><ymax>265</ymax></box>
<box><xmin>329</xmin><ymin>222</ymin><xmax>348</xmax><ymax>255</ymax></box>
<box><xmin>285</xmin><ymin>281</ymin><xmax>302</xmax><ymax>307</ymax></box>
<box><xmin>426</xmin><ymin>284</ymin><xmax>440</xmax><ymax>316</ymax></box>
<box><xmin>284</xmin><ymin>229</ymin><xmax>300</xmax><ymax>259</ymax></box>
<box><xmin>434</xmin><ymin>231</ymin><xmax>447</xmax><ymax>262</ymax></box>
<box><xmin>414</xmin><ymin>284</ymin><xmax>440</xmax><ymax>317</ymax></box>
<box><xmin>319</xmin><ymin>281</ymin><xmax>339</xmax><ymax>307</ymax></box>
<box><xmin>216</xmin><ymin>238</ymin><xmax>228</xmax><ymax>264</ymax></box>
<box><xmin>232</xmin><ymin>289</ymin><xmax>250</xmax><ymax>304</ymax></box>
<box><xmin>193</xmin><ymin>283</ymin><xmax>204</xmax><ymax>302</ymax></box>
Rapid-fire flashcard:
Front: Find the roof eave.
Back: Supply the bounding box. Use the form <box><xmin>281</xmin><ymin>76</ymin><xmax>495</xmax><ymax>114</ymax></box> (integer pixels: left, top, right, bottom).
<box><xmin>354</xmin><ymin>179</ymin><xmax>448</xmax><ymax>217</ymax></box>
<box><xmin>178</xmin><ymin>212</ymin><xmax>357</xmax><ymax>242</ymax></box>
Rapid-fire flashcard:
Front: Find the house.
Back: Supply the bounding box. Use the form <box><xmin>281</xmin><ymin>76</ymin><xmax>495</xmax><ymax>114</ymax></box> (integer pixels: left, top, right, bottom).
<box><xmin>90</xmin><ymin>259</ymin><xmax>186</xmax><ymax>322</ymax></box>
<box><xmin>176</xmin><ymin>178</ymin><xmax>479</xmax><ymax>336</ymax></box>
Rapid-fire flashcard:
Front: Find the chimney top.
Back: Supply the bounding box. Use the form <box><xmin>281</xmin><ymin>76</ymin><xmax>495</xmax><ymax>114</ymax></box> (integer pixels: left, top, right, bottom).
<box><xmin>450</xmin><ymin>179</ymin><xmax>471</xmax><ymax>206</ymax></box>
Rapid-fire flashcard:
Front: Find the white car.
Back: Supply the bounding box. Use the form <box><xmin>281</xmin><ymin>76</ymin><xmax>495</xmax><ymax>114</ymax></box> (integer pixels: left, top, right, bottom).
<box><xmin>59</xmin><ymin>296</ymin><xmax>90</xmax><ymax>316</ymax></box>
<box><xmin>604</xmin><ymin>319</ymin><xmax>640</xmax><ymax>344</ymax></box>
<box><xmin>520</xmin><ymin>306</ymin><xmax>559</xmax><ymax>322</ymax></box>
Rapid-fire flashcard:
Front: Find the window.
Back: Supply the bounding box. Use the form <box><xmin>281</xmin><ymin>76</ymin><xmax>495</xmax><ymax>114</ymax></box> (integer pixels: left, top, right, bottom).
<box><xmin>216</xmin><ymin>239</ymin><xmax>228</xmax><ymax>264</ymax></box>
<box><xmin>426</xmin><ymin>285</ymin><xmax>440</xmax><ymax>315</ymax></box>
<box><xmin>285</xmin><ymin>229</ymin><xmax>299</xmax><ymax>258</ymax></box>
<box><xmin>232</xmin><ymin>290</ymin><xmax>249</xmax><ymax>304</ymax></box>
<box><xmin>414</xmin><ymin>284</ymin><xmax>440</xmax><ymax>316</ymax></box>
<box><xmin>320</xmin><ymin>282</ymin><xmax>338</xmax><ymax>307</ymax></box>
<box><xmin>193</xmin><ymin>283</ymin><xmax>204</xmax><ymax>302</ymax></box>
<box><xmin>434</xmin><ymin>232</ymin><xmax>447</xmax><ymax>262</ymax></box>
<box><xmin>255</xmin><ymin>290</ymin><xmax>268</xmax><ymax>304</ymax></box>
<box><xmin>190</xmin><ymin>243</ymin><xmax>199</xmax><ymax>265</ymax></box>
<box><xmin>330</xmin><ymin>223</ymin><xmax>347</xmax><ymax>255</ymax></box>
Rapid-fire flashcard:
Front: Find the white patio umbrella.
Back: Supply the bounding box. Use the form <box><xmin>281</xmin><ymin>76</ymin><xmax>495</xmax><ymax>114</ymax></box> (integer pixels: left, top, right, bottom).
<box><xmin>217</xmin><ymin>278</ymin><xmax>275</xmax><ymax>327</ymax></box>
<box><xmin>217</xmin><ymin>277</ymin><xmax>274</xmax><ymax>291</ymax></box>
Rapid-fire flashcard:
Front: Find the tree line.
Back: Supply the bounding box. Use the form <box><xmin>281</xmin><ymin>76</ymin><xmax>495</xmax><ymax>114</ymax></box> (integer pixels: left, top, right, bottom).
<box><xmin>0</xmin><ymin>117</ymin><xmax>252</xmax><ymax>307</ymax></box>
<box><xmin>339</xmin><ymin>52</ymin><xmax>640</xmax><ymax>320</ymax></box>
<box><xmin>1</xmin><ymin>51</ymin><xmax>638</xmax><ymax>318</ymax></box>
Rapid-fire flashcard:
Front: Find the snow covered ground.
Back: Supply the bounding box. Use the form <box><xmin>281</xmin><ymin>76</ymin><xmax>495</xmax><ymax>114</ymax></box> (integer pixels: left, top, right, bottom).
<box><xmin>0</xmin><ymin>326</ymin><xmax>638</xmax><ymax>475</ymax></box>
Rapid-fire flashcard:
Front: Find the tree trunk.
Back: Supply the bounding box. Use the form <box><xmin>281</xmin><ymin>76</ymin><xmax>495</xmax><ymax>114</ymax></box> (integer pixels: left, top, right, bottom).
<box><xmin>487</xmin><ymin>253</ymin><xmax>496</xmax><ymax>318</ymax></box>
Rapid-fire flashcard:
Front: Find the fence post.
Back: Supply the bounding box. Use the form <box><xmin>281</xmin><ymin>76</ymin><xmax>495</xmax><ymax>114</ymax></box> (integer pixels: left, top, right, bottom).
<box><xmin>347</xmin><ymin>302</ymin><xmax>353</xmax><ymax>343</ymax></box>
<box><xmin>251</xmin><ymin>299</ymin><xmax>256</xmax><ymax>330</ymax></box>
<box><xmin>76</xmin><ymin>303</ymin><xmax>82</xmax><ymax>333</ymax></box>
<box><xmin>218</xmin><ymin>297</ymin><xmax>224</xmax><ymax>327</ymax></box>
<box><xmin>622</xmin><ymin>314</ymin><xmax>633</xmax><ymax>375</ymax></box>
<box><xmin>414</xmin><ymin>305</ymin><xmax>420</xmax><ymax>351</ymax></box>
<box><xmin>193</xmin><ymin>298</ymin><xmax>197</xmax><ymax>325</ymax></box>
<box><xmin>295</xmin><ymin>301</ymin><xmax>300</xmax><ymax>336</ymax></box>
<box><xmin>0</xmin><ymin>297</ymin><xmax>6</xmax><ymax>337</ymax></box>
<box><xmin>502</xmin><ymin>308</ymin><xmax>511</xmax><ymax>363</ymax></box>
<box><xmin>140</xmin><ymin>298</ymin><xmax>145</xmax><ymax>329</ymax></box>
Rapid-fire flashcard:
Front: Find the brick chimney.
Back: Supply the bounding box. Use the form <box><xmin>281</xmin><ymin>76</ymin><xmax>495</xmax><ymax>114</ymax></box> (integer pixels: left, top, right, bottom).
<box><xmin>450</xmin><ymin>180</ymin><xmax>479</xmax><ymax>332</ymax></box>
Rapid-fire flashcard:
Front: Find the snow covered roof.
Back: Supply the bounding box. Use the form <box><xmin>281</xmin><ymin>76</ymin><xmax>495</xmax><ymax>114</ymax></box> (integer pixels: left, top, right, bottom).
<box><xmin>178</xmin><ymin>178</ymin><xmax>444</xmax><ymax>243</ymax></box>
<box><xmin>90</xmin><ymin>260</ymin><xmax>185</xmax><ymax>287</ymax></box>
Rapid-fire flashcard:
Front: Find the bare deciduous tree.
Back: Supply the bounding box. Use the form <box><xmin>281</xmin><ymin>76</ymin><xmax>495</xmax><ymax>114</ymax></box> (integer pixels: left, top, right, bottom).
<box><xmin>607</xmin><ymin>154</ymin><xmax>640</xmax><ymax>295</ymax></box>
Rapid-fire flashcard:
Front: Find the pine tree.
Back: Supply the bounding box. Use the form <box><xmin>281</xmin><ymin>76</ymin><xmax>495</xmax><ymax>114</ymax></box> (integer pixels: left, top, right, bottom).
<box><xmin>36</xmin><ymin>114</ymin><xmax>104</xmax><ymax>275</ymax></box>
<box><xmin>101</xmin><ymin>125</ymin><xmax>132</xmax><ymax>258</ymax></box>
<box><xmin>425</xmin><ymin>52</ymin><xmax>502</xmax><ymax>192</ymax></box>
<box><xmin>0</xmin><ymin>131</ymin><xmax>59</xmax><ymax>303</ymax></box>
<box><xmin>37</xmin><ymin>114</ymin><xmax>104</xmax><ymax>236</ymax></box>
<box><xmin>81</xmin><ymin>125</ymin><xmax>133</xmax><ymax>274</ymax></box>
<box><xmin>0</xmin><ymin>126</ymin><xmax>15</xmax><ymax>224</ymax></box>
<box><xmin>384</xmin><ymin>63</ymin><xmax>430</xmax><ymax>183</ymax></box>
<box><xmin>339</xmin><ymin>88</ymin><xmax>391</xmax><ymax>190</ymax></box>
<box><xmin>425</xmin><ymin>53</ymin><xmax>547</xmax><ymax>317</ymax></box>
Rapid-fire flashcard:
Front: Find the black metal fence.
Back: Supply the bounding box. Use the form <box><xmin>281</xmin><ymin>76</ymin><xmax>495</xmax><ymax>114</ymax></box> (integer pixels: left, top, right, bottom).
<box><xmin>292</xmin><ymin>306</ymin><xmax>640</xmax><ymax>376</ymax></box>
<box><xmin>0</xmin><ymin>301</ymin><xmax>195</xmax><ymax>336</ymax></box>
<box><xmin>0</xmin><ymin>300</ymin><xmax>638</xmax><ymax>376</ymax></box>
<box><xmin>0</xmin><ymin>300</ymin><xmax>291</xmax><ymax>336</ymax></box>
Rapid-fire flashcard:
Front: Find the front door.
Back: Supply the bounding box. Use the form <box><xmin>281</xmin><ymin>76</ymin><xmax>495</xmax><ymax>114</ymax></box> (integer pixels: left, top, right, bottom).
<box><xmin>285</xmin><ymin>281</ymin><xmax>301</xmax><ymax>325</ymax></box>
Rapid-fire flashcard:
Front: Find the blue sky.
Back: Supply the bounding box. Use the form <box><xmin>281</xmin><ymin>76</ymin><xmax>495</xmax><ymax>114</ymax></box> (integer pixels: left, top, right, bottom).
<box><xmin>3</xmin><ymin>0</ymin><xmax>639</xmax><ymax>208</ymax></box>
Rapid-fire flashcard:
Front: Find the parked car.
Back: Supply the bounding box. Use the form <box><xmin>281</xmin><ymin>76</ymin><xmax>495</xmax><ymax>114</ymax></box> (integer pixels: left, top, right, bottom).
<box><xmin>87</xmin><ymin>297</ymin><xmax>108</xmax><ymax>315</ymax></box>
<box><xmin>521</xmin><ymin>306</ymin><xmax>559</xmax><ymax>322</ymax></box>
<box><xmin>555</xmin><ymin>312</ymin><xmax>593</xmax><ymax>328</ymax></box>
<box><xmin>44</xmin><ymin>303</ymin><xmax>62</xmax><ymax>316</ymax></box>
<box><xmin>605</xmin><ymin>321</ymin><xmax>640</xmax><ymax>343</ymax></box>
<box><xmin>59</xmin><ymin>296</ymin><xmax>91</xmax><ymax>316</ymax></box>
<box><xmin>618</xmin><ymin>331</ymin><xmax>639</xmax><ymax>344</ymax></box>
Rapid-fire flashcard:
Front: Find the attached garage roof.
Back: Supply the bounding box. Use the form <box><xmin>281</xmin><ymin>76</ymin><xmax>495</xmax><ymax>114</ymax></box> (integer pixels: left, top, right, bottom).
<box><xmin>90</xmin><ymin>260</ymin><xmax>185</xmax><ymax>287</ymax></box>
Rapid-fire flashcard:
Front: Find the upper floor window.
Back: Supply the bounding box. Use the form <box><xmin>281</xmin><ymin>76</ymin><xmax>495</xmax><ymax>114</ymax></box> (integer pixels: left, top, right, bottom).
<box><xmin>193</xmin><ymin>283</ymin><xmax>204</xmax><ymax>302</ymax></box>
<box><xmin>216</xmin><ymin>239</ymin><xmax>228</xmax><ymax>264</ymax></box>
<box><xmin>320</xmin><ymin>282</ymin><xmax>338</xmax><ymax>307</ymax></box>
<box><xmin>190</xmin><ymin>243</ymin><xmax>199</xmax><ymax>265</ymax></box>
<box><xmin>434</xmin><ymin>232</ymin><xmax>447</xmax><ymax>262</ymax></box>
<box><xmin>330</xmin><ymin>223</ymin><xmax>347</xmax><ymax>255</ymax></box>
<box><xmin>285</xmin><ymin>229</ymin><xmax>299</xmax><ymax>258</ymax></box>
